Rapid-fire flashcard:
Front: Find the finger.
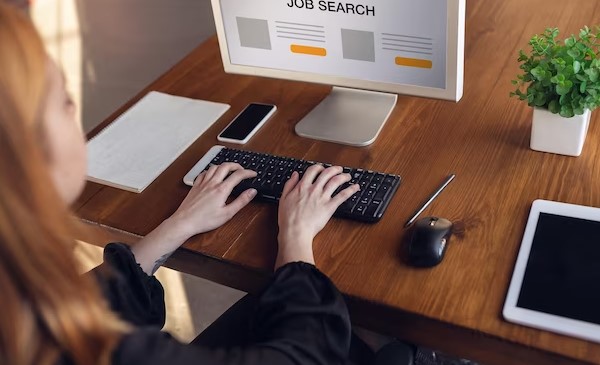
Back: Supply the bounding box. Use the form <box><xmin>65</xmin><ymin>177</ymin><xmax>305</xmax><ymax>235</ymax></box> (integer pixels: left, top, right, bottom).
<box><xmin>203</xmin><ymin>164</ymin><xmax>219</xmax><ymax>181</ymax></box>
<box><xmin>300</xmin><ymin>164</ymin><xmax>325</xmax><ymax>188</ymax></box>
<box><xmin>220</xmin><ymin>169</ymin><xmax>258</xmax><ymax>191</ymax></box>
<box><xmin>314</xmin><ymin>166</ymin><xmax>343</xmax><ymax>190</ymax></box>
<box><xmin>281</xmin><ymin>171</ymin><xmax>300</xmax><ymax>198</ymax></box>
<box><xmin>193</xmin><ymin>171</ymin><xmax>206</xmax><ymax>187</ymax></box>
<box><xmin>211</xmin><ymin>162</ymin><xmax>244</xmax><ymax>182</ymax></box>
<box><xmin>323</xmin><ymin>173</ymin><xmax>351</xmax><ymax>196</ymax></box>
<box><xmin>225</xmin><ymin>188</ymin><xmax>258</xmax><ymax>217</ymax></box>
<box><xmin>330</xmin><ymin>184</ymin><xmax>361</xmax><ymax>208</ymax></box>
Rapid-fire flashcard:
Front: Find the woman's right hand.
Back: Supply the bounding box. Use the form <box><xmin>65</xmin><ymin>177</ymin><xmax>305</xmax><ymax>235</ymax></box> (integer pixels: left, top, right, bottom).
<box><xmin>132</xmin><ymin>162</ymin><xmax>257</xmax><ymax>275</ymax></box>
<box><xmin>276</xmin><ymin>164</ymin><xmax>360</xmax><ymax>269</ymax></box>
<box><xmin>170</xmin><ymin>162</ymin><xmax>257</xmax><ymax>238</ymax></box>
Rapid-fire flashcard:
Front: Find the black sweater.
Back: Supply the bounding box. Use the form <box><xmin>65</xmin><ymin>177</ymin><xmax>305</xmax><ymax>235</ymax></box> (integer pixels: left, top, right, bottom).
<box><xmin>90</xmin><ymin>243</ymin><xmax>351</xmax><ymax>365</ymax></box>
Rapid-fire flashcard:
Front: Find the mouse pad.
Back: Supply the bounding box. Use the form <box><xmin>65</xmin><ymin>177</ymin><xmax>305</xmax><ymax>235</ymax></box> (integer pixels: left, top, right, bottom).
<box><xmin>517</xmin><ymin>213</ymin><xmax>600</xmax><ymax>324</ymax></box>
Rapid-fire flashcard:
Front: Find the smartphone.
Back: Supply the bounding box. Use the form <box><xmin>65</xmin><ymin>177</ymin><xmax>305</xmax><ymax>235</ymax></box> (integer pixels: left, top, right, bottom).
<box><xmin>217</xmin><ymin>103</ymin><xmax>276</xmax><ymax>144</ymax></box>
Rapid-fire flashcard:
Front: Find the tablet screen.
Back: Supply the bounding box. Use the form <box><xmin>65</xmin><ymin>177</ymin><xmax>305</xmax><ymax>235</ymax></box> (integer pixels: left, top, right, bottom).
<box><xmin>517</xmin><ymin>213</ymin><xmax>600</xmax><ymax>325</ymax></box>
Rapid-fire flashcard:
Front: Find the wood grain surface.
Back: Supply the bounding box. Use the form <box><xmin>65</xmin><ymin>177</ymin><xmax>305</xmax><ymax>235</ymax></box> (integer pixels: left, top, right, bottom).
<box><xmin>77</xmin><ymin>0</ymin><xmax>600</xmax><ymax>363</ymax></box>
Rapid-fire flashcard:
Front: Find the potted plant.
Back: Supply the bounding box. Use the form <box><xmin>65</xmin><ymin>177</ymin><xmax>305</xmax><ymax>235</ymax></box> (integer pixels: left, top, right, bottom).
<box><xmin>511</xmin><ymin>26</ymin><xmax>600</xmax><ymax>156</ymax></box>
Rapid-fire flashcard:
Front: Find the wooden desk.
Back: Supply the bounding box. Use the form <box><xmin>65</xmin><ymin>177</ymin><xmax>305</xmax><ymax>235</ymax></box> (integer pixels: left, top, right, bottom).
<box><xmin>77</xmin><ymin>0</ymin><xmax>600</xmax><ymax>364</ymax></box>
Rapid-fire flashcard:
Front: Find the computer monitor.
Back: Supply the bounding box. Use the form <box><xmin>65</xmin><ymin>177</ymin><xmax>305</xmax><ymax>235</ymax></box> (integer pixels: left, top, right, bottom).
<box><xmin>210</xmin><ymin>0</ymin><xmax>465</xmax><ymax>146</ymax></box>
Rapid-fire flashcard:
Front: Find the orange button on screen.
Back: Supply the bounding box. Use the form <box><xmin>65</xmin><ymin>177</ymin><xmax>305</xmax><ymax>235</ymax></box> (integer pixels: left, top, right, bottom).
<box><xmin>395</xmin><ymin>57</ymin><xmax>433</xmax><ymax>69</ymax></box>
<box><xmin>291</xmin><ymin>44</ymin><xmax>327</xmax><ymax>56</ymax></box>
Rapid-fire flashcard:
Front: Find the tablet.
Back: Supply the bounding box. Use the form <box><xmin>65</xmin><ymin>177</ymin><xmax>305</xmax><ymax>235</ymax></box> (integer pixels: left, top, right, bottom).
<box><xmin>503</xmin><ymin>199</ymin><xmax>600</xmax><ymax>343</ymax></box>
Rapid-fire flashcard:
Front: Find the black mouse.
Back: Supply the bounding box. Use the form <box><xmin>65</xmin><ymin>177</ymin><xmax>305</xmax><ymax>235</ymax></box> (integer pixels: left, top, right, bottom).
<box><xmin>407</xmin><ymin>217</ymin><xmax>453</xmax><ymax>267</ymax></box>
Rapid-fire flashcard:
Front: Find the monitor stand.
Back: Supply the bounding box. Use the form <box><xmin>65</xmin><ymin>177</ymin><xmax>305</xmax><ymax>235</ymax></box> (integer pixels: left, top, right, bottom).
<box><xmin>295</xmin><ymin>86</ymin><xmax>398</xmax><ymax>147</ymax></box>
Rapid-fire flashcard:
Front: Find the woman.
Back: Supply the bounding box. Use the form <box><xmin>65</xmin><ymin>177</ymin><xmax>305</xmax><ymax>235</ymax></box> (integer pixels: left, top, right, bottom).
<box><xmin>0</xmin><ymin>3</ymin><xmax>362</xmax><ymax>365</ymax></box>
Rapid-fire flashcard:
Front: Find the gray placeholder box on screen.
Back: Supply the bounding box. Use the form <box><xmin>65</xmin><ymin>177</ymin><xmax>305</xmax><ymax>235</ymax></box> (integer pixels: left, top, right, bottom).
<box><xmin>341</xmin><ymin>29</ymin><xmax>375</xmax><ymax>62</ymax></box>
<box><xmin>236</xmin><ymin>17</ymin><xmax>272</xmax><ymax>50</ymax></box>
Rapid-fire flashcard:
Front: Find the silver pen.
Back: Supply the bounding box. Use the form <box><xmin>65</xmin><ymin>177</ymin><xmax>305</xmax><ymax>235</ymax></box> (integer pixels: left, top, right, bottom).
<box><xmin>404</xmin><ymin>174</ymin><xmax>455</xmax><ymax>227</ymax></box>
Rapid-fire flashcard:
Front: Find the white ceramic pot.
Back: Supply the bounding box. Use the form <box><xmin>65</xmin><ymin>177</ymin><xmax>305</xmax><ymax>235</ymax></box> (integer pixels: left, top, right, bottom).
<box><xmin>530</xmin><ymin>107</ymin><xmax>592</xmax><ymax>156</ymax></box>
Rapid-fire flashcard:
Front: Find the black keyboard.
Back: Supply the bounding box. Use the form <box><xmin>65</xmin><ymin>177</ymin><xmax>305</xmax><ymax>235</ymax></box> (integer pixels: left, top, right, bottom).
<box><xmin>191</xmin><ymin>147</ymin><xmax>401</xmax><ymax>223</ymax></box>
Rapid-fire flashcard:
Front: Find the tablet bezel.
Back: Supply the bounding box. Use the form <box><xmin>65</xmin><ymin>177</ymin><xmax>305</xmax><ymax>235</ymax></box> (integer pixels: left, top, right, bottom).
<box><xmin>503</xmin><ymin>199</ymin><xmax>600</xmax><ymax>343</ymax></box>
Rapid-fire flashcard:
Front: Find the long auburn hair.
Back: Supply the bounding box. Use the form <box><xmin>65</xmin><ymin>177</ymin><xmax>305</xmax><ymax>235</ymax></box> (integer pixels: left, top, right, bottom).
<box><xmin>0</xmin><ymin>4</ymin><xmax>128</xmax><ymax>365</ymax></box>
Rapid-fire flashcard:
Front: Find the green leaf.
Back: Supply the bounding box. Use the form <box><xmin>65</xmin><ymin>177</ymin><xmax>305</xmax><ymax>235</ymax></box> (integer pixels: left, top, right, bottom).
<box><xmin>573</xmin><ymin>105</ymin><xmax>585</xmax><ymax>115</ymax></box>
<box><xmin>560</xmin><ymin>93</ymin><xmax>571</xmax><ymax>105</ymax></box>
<box><xmin>568</xmin><ymin>48</ymin><xmax>582</xmax><ymax>59</ymax></box>
<box><xmin>514</xmin><ymin>89</ymin><xmax>526</xmax><ymax>99</ymax></box>
<box><xmin>534</xmin><ymin>92</ymin><xmax>547</xmax><ymax>106</ymax></box>
<box><xmin>565</xmin><ymin>37</ymin><xmax>576</xmax><ymax>47</ymax></box>
<box><xmin>548</xmin><ymin>100</ymin><xmax>561</xmax><ymax>113</ymax></box>
<box><xmin>552</xmin><ymin>57</ymin><xmax>567</xmax><ymax>68</ymax></box>
<box><xmin>560</xmin><ymin>105</ymin><xmax>575</xmax><ymax>118</ymax></box>
<box><xmin>586</xmin><ymin>68</ymin><xmax>599</xmax><ymax>82</ymax></box>
<box><xmin>576</xmin><ymin>42</ymin><xmax>588</xmax><ymax>53</ymax></box>
<box><xmin>557</xmin><ymin>83</ymin><xmax>572</xmax><ymax>95</ymax></box>
<box><xmin>531</xmin><ymin>67</ymin><xmax>546</xmax><ymax>80</ymax></box>
<box><xmin>564</xmin><ymin>65</ymin><xmax>575</xmax><ymax>77</ymax></box>
<box><xmin>573</xmin><ymin>61</ymin><xmax>582</xmax><ymax>73</ymax></box>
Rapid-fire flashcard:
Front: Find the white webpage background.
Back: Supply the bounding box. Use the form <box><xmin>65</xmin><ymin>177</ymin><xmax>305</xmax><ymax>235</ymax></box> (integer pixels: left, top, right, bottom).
<box><xmin>219</xmin><ymin>0</ymin><xmax>447</xmax><ymax>89</ymax></box>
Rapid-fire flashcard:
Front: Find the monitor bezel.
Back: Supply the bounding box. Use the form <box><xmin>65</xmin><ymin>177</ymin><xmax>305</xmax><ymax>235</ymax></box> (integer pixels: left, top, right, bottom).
<box><xmin>211</xmin><ymin>0</ymin><xmax>465</xmax><ymax>102</ymax></box>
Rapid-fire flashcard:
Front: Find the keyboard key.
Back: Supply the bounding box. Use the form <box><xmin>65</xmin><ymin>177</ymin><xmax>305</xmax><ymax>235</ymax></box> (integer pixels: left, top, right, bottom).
<box><xmin>383</xmin><ymin>176</ymin><xmax>397</xmax><ymax>185</ymax></box>
<box><xmin>366</xmin><ymin>200</ymin><xmax>382</xmax><ymax>217</ymax></box>
<box><xmin>273</xmin><ymin>181</ymin><xmax>285</xmax><ymax>195</ymax></box>
<box><xmin>374</xmin><ymin>185</ymin><xmax>391</xmax><ymax>201</ymax></box>
<box><xmin>354</xmin><ymin>204</ymin><xmax>368</xmax><ymax>215</ymax></box>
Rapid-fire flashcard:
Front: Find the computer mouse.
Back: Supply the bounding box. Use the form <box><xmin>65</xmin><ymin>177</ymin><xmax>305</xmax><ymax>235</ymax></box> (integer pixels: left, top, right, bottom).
<box><xmin>407</xmin><ymin>217</ymin><xmax>453</xmax><ymax>267</ymax></box>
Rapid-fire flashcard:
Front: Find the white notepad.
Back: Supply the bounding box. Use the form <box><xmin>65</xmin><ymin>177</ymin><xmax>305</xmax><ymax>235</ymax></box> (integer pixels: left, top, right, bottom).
<box><xmin>87</xmin><ymin>91</ymin><xmax>230</xmax><ymax>193</ymax></box>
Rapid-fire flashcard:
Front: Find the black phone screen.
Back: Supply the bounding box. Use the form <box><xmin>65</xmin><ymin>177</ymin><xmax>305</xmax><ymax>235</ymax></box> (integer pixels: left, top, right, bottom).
<box><xmin>219</xmin><ymin>103</ymin><xmax>275</xmax><ymax>140</ymax></box>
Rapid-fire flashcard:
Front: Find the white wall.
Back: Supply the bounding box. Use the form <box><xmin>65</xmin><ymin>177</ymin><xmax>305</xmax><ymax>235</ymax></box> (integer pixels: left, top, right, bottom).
<box><xmin>35</xmin><ymin>0</ymin><xmax>216</xmax><ymax>132</ymax></box>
